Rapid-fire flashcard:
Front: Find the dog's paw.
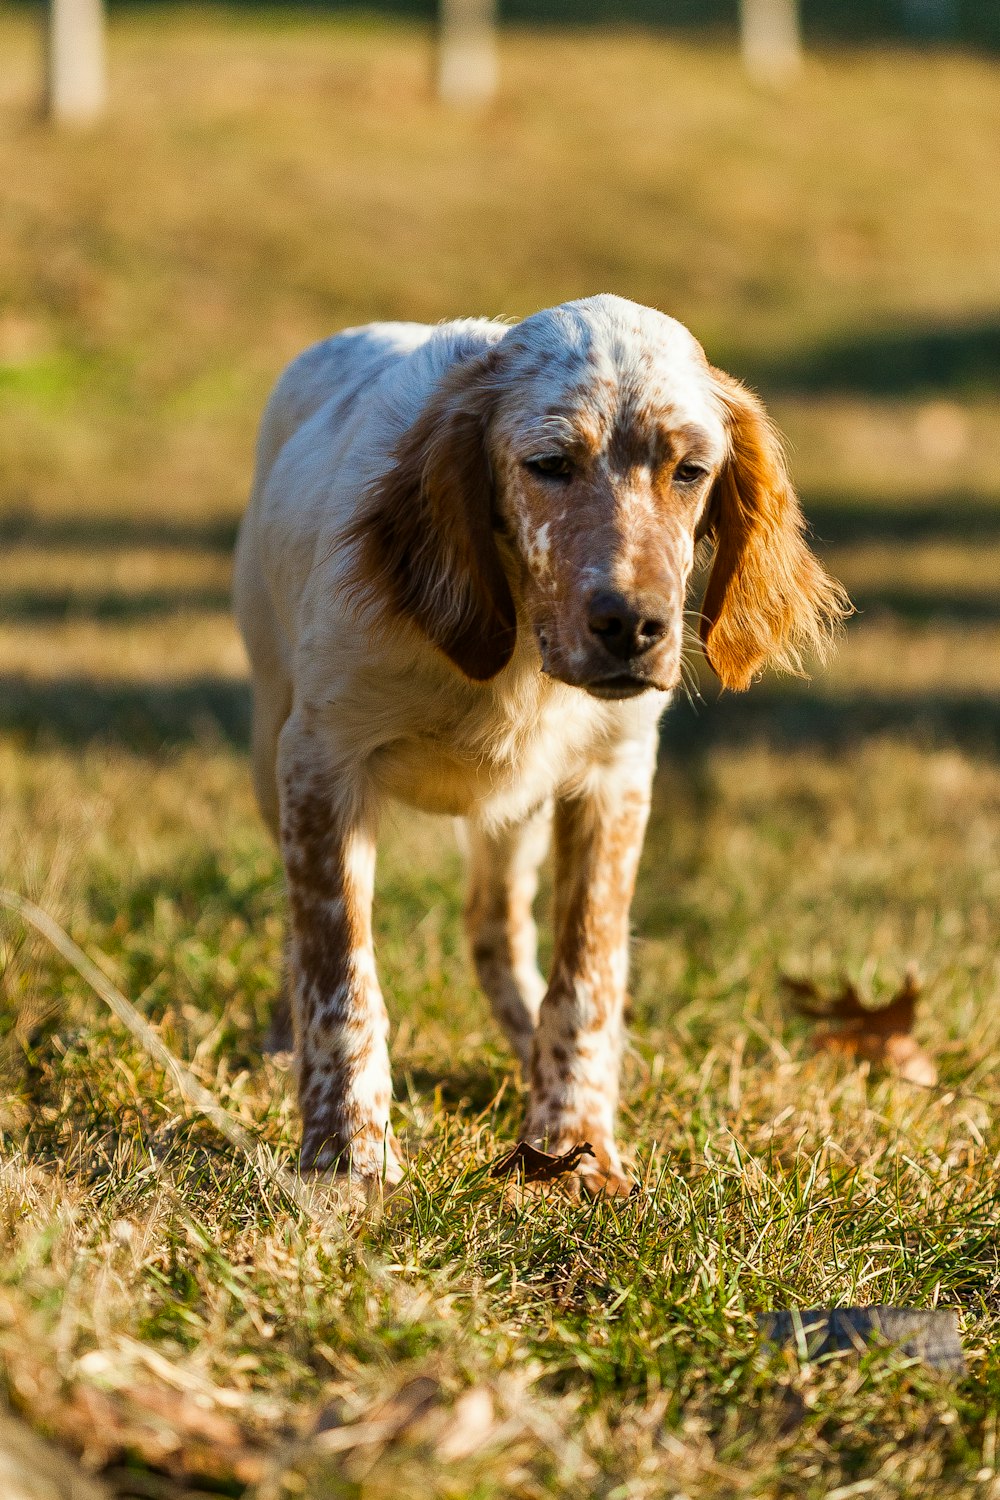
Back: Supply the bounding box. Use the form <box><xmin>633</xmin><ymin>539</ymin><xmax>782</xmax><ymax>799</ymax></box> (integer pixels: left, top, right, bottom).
<box><xmin>301</xmin><ymin>1118</ymin><xmax>403</xmax><ymax>1186</ymax></box>
<box><xmin>297</xmin><ymin>1135</ymin><xmax>405</xmax><ymax>1219</ymax></box>
<box><xmin>576</xmin><ymin>1152</ymin><xmax>636</xmax><ymax>1200</ymax></box>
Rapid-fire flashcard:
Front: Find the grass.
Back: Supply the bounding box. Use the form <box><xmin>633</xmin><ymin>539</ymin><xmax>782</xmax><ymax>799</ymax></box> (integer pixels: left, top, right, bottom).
<box><xmin>1</xmin><ymin>11</ymin><xmax>1000</xmax><ymax>1497</ymax></box>
<box><xmin>4</xmin><ymin>742</ymin><xmax>1000</xmax><ymax>1497</ymax></box>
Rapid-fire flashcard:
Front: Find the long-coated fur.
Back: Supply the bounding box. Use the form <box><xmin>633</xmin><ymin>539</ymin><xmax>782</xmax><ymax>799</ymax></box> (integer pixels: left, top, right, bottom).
<box><xmin>234</xmin><ymin>295</ymin><xmax>849</xmax><ymax>1194</ymax></box>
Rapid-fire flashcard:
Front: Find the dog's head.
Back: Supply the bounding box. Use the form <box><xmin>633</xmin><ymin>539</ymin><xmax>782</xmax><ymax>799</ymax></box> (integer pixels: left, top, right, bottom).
<box><xmin>352</xmin><ymin>295</ymin><xmax>849</xmax><ymax>694</ymax></box>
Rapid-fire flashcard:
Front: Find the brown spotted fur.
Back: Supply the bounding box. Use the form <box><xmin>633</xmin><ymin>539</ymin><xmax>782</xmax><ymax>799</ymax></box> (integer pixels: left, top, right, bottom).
<box><xmin>234</xmin><ymin>298</ymin><xmax>849</xmax><ymax>1199</ymax></box>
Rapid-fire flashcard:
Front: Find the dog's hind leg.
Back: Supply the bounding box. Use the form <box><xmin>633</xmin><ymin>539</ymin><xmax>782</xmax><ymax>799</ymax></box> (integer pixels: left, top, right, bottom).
<box><xmin>249</xmin><ymin>675</ymin><xmax>295</xmax><ymax>1052</ymax></box>
<box><xmin>464</xmin><ymin>802</ymin><xmax>551</xmax><ymax>1072</ymax></box>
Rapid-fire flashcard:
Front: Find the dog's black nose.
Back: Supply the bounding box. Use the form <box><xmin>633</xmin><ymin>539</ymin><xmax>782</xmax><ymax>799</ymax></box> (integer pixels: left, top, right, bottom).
<box><xmin>587</xmin><ymin>590</ymin><xmax>669</xmax><ymax>660</ymax></box>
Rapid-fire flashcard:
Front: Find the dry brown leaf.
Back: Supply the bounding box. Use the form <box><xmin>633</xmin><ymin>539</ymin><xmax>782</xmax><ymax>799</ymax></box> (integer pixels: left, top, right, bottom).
<box><xmin>783</xmin><ymin>968</ymin><xmax>937</xmax><ymax>1086</ymax></box>
<box><xmin>488</xmin><ymin>1141</ymin><xmax>595</xmax><ymax>1183</ymax></box>
<box><xmin>0</xmin><ymin>1297</ymin><xmax>276</xmax><ymax>1493</ymax></box>
<box><xmin>58</xmin><ymin>1381</ymin><xmax>269</xmax><ymax>1486</ymax></box>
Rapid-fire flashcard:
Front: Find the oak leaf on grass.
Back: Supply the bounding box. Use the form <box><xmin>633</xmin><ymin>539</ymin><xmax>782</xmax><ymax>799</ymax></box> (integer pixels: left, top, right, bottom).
<box><xmin>783</xmin><ymin>967</ymin><xmax>937</xmax><ymax>1087</ymax></box>
<box><xmin>489</xmin><ymin>1141</ymin><xmax>595</xmax><ymax>1182</ymax></box>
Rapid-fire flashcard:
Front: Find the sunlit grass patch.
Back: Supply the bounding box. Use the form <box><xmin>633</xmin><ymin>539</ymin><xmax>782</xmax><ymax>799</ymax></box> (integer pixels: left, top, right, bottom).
<box><xmin>0</xmin><ymin>546</ymin><xmax>232</xmax><ymax>622</ymax></box>
<box><xmin>0</xmin><ymin>610</ymin><xmax>245</xmax><ymax>682</ymax></box>
<box><xmin>1</xmin><ymin>736</ymin><xmax>999</xmax><ymax>1493</ymax></box>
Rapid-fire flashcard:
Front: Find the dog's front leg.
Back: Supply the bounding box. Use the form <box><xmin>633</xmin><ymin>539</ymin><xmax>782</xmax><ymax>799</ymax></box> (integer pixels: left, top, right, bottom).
<box><xmin>277</xmin><ymin>713</ymin><xmax>399</xmax><ymax>1184</ymax></box>
<box><xmin>524</xmin><ymin>736</ymin><xmax>656</xmax><ymax>1197</ymax></box>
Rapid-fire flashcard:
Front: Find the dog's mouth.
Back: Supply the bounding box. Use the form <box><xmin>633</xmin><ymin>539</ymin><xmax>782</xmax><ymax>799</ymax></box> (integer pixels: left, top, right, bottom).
<box><xmin>583</xmin><ymin>673</ymin><xmax>663</xmax><ymax>701</ymax></box>
<box><xmin>535</xmin><ymin>633</ymin><xmax>676</xmax><ymax>701</ymax></box>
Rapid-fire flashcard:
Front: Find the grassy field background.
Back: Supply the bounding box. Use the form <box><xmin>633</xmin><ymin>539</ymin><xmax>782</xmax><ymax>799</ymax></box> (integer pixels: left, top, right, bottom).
<box><xmin>1</xmin><ymin>13</ymin><xmax>1000</xmax><ymax>1497</ymax></box>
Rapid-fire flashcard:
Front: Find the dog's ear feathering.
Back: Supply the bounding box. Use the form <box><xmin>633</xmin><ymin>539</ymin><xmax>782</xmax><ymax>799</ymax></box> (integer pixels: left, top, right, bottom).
<box><xmin>345</xmin><ymin>351</ymin><xmax>516</xmax><ymax>681</ymax></box>
<box><xmin>700</xmin><ymin>370</ymin><xmax>852</xmax><ymax>692</ymax></box>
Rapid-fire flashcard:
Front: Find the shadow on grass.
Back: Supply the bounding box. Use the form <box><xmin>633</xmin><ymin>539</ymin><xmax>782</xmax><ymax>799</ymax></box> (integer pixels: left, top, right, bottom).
<box><xmin>5</xmin><ymin>492</ymin><xmax>999</xmax><ymax>562</ymax></box>
<box><xmin>0</xmin><ymin>509</ymin><xmax>239</xmax><ymax>553</ymax></box>
<box><xmin>0</xmin><ymin>589</ymin><xmax>232</xmax><ymax>623</ymax></box>
<box><xmin>805</xmin><ymin>491</ymin><xmax>1000</xmax><ymax>545</ymax></box>
<box><xmin>34</xmin><ymin>0</ymin><xmax>996</xmax><ymax>50</ymax></box>
<box><xmin>2</xmin><ymin>498</ymin><xmax>997</xmax><ymax>635</ymax></box>
<box><xmin>731</xmin><ymin>315</ymin><xmax>1000</xmax><ymax>398</ymax></box>
<box><xmin>663</xmin><ymin>689</ymin><xmax>1000</xmax><ymax>758</ymax></box>
<box><xmin>4</xmin><ymin>674</ymin><xmax>1000</xmax><ymax>758</ymax></box>
<box><xmin>845</xmin><ymin>589</ymin><xmax>1000</xmax><ymax>624</ymax></box>
<box><xmin>0</xmin><ymin>674</ymin><xmax>252</xmax><ymax>751</ymax></box>
<box><xmin>401</xmin><ymin>1062</ymin><xmax>514</xmax><ymax>1117</ymax></box>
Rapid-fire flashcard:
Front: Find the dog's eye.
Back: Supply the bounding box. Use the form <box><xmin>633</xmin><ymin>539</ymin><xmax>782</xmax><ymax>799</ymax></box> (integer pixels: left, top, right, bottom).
<box><xmin>674</xmin><ymin>461</ymin><xmax>709</xmax><ymax>485</ymax></box>
<box><xmin>674</xmin><ymin>460</ymin><xmax>709</xmax><ymax>485</ymax></box>
<box><xmin>526</xmin><ymin>454</ymin><xmax>572</xmax><ymax>480</ymax></box>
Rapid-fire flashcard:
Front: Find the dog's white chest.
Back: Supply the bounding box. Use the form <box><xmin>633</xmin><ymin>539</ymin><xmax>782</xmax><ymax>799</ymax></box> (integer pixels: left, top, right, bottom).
<box><xmin>371</xmin><ymin>737</ymin><xmax>512</xmax><ymax>816</ymax></box>
<box><xmin>367</xmin><ymin>677</ymin><xmax>618</xmax><ymax>823</ymax></box>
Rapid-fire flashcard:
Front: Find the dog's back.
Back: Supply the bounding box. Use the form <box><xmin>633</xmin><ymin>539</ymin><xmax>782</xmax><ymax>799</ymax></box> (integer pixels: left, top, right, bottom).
<box><xmin>234</xmin><ymin>319</ymin><xmax>505</xmax><ymax>664</ymax></box>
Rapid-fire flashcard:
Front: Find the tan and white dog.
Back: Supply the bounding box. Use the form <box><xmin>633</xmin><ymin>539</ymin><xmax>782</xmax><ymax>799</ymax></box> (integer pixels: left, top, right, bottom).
<box><xmin>234</xmin><ymin>294</ymin><xmax>847</xmax><ymax>1196</ymax></box>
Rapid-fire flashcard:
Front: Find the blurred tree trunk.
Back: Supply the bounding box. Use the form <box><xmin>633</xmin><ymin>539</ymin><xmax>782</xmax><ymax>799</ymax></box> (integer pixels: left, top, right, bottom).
<box><xmin>436</xmin><ymin>0</ymin><xmax>497</xmax><ymax>105</ymax></box>
<box><xmin>739</xmin><ymin>0</ymin><xmax>802</xmax><ymax>86</ymax></box>
<box><xmin>45</xmin><ymin>0</ymin><xmax>107</xmax><ymax>124</ymax></box>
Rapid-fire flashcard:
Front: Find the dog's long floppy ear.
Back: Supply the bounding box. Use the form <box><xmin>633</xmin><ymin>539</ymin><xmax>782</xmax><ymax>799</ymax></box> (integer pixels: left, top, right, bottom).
<box><xmin>699</xmin><ymin>369</ymin><xmax>851</xmax><ymax>692</ymax></box>
<box><xmin>346</xmin><ymin>349</ymin><xmax>515</xmax><ymax>681</ymax></box>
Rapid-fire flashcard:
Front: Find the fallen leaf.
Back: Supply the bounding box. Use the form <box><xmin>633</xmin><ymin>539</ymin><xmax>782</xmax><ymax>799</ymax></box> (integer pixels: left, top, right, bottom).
<box><xmin>783</xmin><ymin>967</ymin><xmax>937</xmax><ymax>1086</ymax></box>
<box><xmin>488</xmin><ymin>1141</ymin><xmax>595</xmax><ymax>1182</ymax></box>
<box><xmin>0</xmin><ymin>1304</ymin><xmax>278</xmax><ymax>1493</ymax></box>
<box><xmin>59</xmin><ymin>1381</ymin><xmax>269</xmax><ymax>1485</ymax></box>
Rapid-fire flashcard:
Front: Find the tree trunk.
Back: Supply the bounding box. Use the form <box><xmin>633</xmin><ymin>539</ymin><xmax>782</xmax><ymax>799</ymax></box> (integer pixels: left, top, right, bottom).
<box><xmin>740</xmin><ymin>0</ymin><xmax>802</xmax><ymax>87</ymax></box>
<box><xmin>436</xmin><ymin>0</ymin><xmax>497</xmax><ymax>106</ymax></box>
<box><xmin>45</xmin><ymin>0</ymin><xmax>107</xmax><ymax>125</ymax></box>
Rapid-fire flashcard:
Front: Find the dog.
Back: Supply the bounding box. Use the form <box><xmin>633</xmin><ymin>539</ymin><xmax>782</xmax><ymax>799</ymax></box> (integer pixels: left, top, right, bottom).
<box><xmin>234</xmin><ymin>294</ymin><xmax>848</xmax><ymax>1196</ymax></box>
